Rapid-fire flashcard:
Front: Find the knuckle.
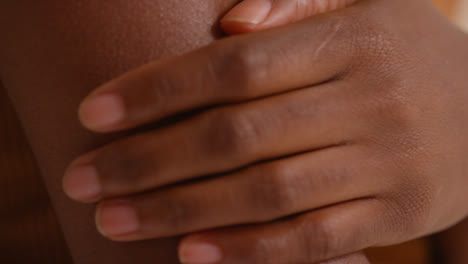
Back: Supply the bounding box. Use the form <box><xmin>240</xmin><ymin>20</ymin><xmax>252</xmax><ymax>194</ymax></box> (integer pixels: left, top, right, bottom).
<box><xmin>252</xmin><ymin>163</ymin><xmax>298</xmax><ymax>219</ymax></box>
<box><xmin>321</xmin><ymin>17</ymin><xmax>355</xmax><ymax>54</ymax></box>
<box><xmin>146</xmin><ymin>68</ymin><xmax>179</xmax><ymax>109</ymax></box>
<box><xmin>312</xmin><ymin>163</ymin><xmax>354</xmax><ymax>191</ymax></box>
<box><xmin>301</xmin><ymin>218</ymin><xmax>339</xmax><ymax>260</ymax></box>
<box><xmin>212</xmin><ymin>42</ymin><xmax>269</xmax><ymax>97</ymax></box>
<box><xmin>154</xmin><ymin>195</ymin><xmax>196</xmax><ymax>234</ymax></box>
<box><xmin>365</xmin><ymin>74</ymin><xmax>422</xmax><ymax>134</ymax></box>
<box><xmin>349</xmin><ymin>15</ymin><xmax>402</xmax><ymax>72</ymax></box>
<box><xmin>203</xmin><ymin>109</ymin><xmax>261</xmax><ymax>159</ymax></box>
<box><xmin>375</xmin><ymin>141</ymin><xmax>440</xmax><ymax>239</ymax></box>
<box><xmin>250</xmin><ymin>236</ymin><xmax>276</xmax><ymax>264</ymax></box>
<box><xmin>370</xmin><ymin>91</ymin><xmax>435</xmax><ymax>165</ymax></box>
<box><xmin>93</xmin><ymin>142</ymin><xmax>156</xmax><ymax>193</ymax></box>
<box><xmin>380</xmin><ymin>91</ymin><xmax>419</xmax><ymax>129</ymax></box>
<box><xmin>383</xmin><ymin>181</ymin><xmax>438</xmax><ymax>236</ymax></box>
<box><xmin>226</xmin><ymin>44</ymin><xmax>263</xmax><ymax>90</ymax></box>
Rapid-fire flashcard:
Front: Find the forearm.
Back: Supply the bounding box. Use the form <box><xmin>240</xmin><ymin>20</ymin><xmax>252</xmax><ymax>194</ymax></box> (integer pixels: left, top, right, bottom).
<box><xmin>0</xmin><ymin>1</ymin><xmax>236</xmax><ymax>263</ymax></box>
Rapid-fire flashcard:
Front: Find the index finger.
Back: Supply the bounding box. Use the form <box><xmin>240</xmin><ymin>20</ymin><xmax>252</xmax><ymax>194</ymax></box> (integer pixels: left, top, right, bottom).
<box><xmin>79</xmin><ymin>12</ymin><xmax>358</xmax><ymax>132</ymax></box>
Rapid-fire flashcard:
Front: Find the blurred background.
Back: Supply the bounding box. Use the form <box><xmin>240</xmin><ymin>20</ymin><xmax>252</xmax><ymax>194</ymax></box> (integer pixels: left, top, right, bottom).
<box><xmin>0</xmin><ymin>1</ymin><xmax>466</xmax><ymax>263</ymax></box>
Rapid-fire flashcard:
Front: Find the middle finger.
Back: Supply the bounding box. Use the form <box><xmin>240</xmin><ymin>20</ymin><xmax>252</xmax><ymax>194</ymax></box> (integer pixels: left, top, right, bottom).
<box><xmin>64</xmin><ymin>81</ymin><xmax>363</xmax><ymax>202</ymax></box>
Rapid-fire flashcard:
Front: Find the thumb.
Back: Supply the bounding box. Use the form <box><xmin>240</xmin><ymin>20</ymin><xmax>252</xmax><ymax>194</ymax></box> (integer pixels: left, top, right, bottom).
<box><xmin>221</xmin><ymin>0</ymin><xmax>357</xmax><ymax>35</ymax></box>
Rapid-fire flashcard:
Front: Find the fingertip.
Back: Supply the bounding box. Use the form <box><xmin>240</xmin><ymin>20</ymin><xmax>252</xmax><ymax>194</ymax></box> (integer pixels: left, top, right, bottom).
<box><xmin>179</xmin><ymin>235</ymin><xmax>223</xmax><ymax>264</ymax></box>
<box><xmin>63</xmin><ymin>151</ymin><xmax>101</xmax><ymax>203</ymax></box>
<box><xmin>95</xmin><ymin>200</ymin><xmax>140</xmax><ymax>239</ymax></box>
<box><xmin>63</xmin><ymin>164</ymin><xmax>101</xmax><ymax>203</ymax></box>
<box><xmin>220</xmin><ymin>20</ymin><xmax>258</xmax><ymax>35</ymax></box>
<box><xmin>220</xmin><ymin>0</ymin><xmax>272</xmax><ymax>35</ymax></box>
<box><xmin>78</xmin><ymin>92</ymin><xmax>126</xmax><ymax>133</ymax></box>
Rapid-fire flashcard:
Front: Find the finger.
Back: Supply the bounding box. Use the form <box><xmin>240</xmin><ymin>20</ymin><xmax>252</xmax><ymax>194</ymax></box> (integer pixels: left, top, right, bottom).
<box><xmin>221</xmin><ymin>0</ymin><xmax>358</xmax><ymax>35</ymax></box>
<box><xmin>78</xmin><ymin>12</ymin><xmax>358</xmax><ymax>132</ymax></box>
<box><xmin>178</xmin><ymin>199</ymin><xmax>383</xmax><ymax>264</ymax></box>
<box><xmin>64</xmin><ymin>81</ymin><xmax>364</xmax><ymax>202</ymax></box>
<box><xmin>320</xmin><ymin>252</ymin><xmax>370</xmax><ymax>264</ymax></box>
<box><xmin>94</xmin><ymin>145</ymin><xmax>381</xmax><ymax>240</ymax></box>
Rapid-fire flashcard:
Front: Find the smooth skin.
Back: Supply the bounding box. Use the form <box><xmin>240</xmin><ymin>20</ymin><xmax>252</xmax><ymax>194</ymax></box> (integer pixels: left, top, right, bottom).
<box><xmin>0</xmin><ymin>1</ymin><xmax>239</xmax><ymax>263</ymax></box>
<box><xmin>0</xmin><ymin>0</ymin><xmax>368</xmax><ymax>264</ymax></box>
<box><xmin>62</xmin><ymin>0</ymin><xmax>468</xmax><ymax>263</ymax></box>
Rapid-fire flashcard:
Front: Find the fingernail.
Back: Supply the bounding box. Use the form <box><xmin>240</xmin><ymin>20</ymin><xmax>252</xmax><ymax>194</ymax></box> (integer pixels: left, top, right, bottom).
<box><xmin>221</xmin><ymin>0</ymin><xmax>272</xmax><ymax>25</ymax></box>
<box><xmin>63</xmin><ymin>165</ymin><xmax>101</xmax><ymax>202</ymax></box>
<box><xmin>179</xmin><ymin>239</ymin><xmax>222</xmax><ymax>264</ymax></box>
<box><xmin>97</xmin><ymin>202</ymin><xmax>139</xmax><ymax>237</ymax></box>
<box><xmin>79</xmin><ymin>93</ymin><xmax>125</xmax><ymax>131</ymax></box>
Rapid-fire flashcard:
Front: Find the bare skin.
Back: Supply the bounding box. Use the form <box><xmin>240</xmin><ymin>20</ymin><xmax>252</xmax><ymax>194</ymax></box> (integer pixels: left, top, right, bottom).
<box><xmin>0</xmin><ymin>1</ymin><xmax>237</xmax><ymax>263</ymax></box>
<box><xmin>2</xmin><ymin>0</ymin><xmax>466</xmax><ymax>263</ymax></box>
<box><xmin>0</xmin><ymin>0</ymin><xmax>366</xmax><ymax>264</ymax></box>
<box><xmin>61</xmin><ymin>0</ymin><xmax>468</xmax><ymax>263</ymax></box>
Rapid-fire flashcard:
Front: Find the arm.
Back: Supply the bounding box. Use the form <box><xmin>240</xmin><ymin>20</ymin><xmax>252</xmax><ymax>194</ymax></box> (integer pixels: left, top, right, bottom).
<box><xmin>60</xmin><ymin>0</ymin><xmax>468</xmax><ymax>263</ymax></box>
<box><xmin>0</xmin><ymin>81</ymin><xmax>72</xmax><ymax>264</ymax></box>
<box><xmin>0</xmin><ymin>1</ymin><xmax>237</xmax><ymax>263</ymax></box>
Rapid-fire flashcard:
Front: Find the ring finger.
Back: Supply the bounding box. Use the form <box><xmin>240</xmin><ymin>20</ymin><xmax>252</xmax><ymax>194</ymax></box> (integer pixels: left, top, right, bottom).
<box><xmin>95</xmin><ymin>145</ymin><xmax>381</xmax><ymax>241</ymax></box>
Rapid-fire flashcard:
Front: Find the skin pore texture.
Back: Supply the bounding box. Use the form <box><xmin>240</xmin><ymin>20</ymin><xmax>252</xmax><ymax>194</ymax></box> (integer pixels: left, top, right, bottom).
<box><xmin>0</xmin><ymin>0</ymin><xmax>239</xmax><ymax>263</ymax></box>
<box><xmin>0</xmin><ymin>1</ymin><xmax>368</xmax><ymax>263</ymax></box>
<box><xmin>1</xmin><ymin>0</ymin><xmax>468</xmax><ymax>263</ymax></box>
<box><xmin>62</xmin><ymin>0</ymin><xmax>468</xmax><ymax>263</ymax></box>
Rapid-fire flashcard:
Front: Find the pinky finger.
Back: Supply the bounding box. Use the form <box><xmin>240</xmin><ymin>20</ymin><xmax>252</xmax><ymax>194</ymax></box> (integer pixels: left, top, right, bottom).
<box><xmin>178</xmin><ymin>199</ymin><xmax>382</xmax><ymax>264</ymax></box>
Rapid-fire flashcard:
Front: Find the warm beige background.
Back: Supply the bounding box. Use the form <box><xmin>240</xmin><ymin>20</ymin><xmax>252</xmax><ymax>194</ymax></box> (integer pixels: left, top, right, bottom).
<box><xmin>0</xmin><ymin>1</ymin><xmax>464</xmax><ymax>263</ymax></box>
<box><xmin>433</xmin><ymin>0</ymin><xmax>457</xmax><ymax>15</ymax></box>
<box><xmin>455</xmin><ymin>0</ymin><xmax>468</xmax><ymax>31</ymax></box>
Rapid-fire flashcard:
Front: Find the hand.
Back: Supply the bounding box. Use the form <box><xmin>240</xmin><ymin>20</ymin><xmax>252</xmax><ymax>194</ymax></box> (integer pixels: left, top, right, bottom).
<box><xmin>63</xmin><ymin>0</ymin><xmax>468</xmax><ymax>263</ymax></box>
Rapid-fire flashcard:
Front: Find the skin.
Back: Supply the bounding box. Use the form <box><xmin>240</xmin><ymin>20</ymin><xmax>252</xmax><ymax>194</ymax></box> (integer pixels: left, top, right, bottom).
<box><xmin>0</xmin><ymin>1</ymin><xmax>237</xmax><ymax>263</ymax></box>
<box><xmin>61</xmin><ymin>0</ymin><xmax>468</xmax><ymax>263</ymax></box>
<box><xmin>0</xmin><ymin>0</ymin><xmax>365</xmax><ymax>263</ymax></box>
<box><xmin>220</xmin><ymin>0</ymin><xmax>358</xmax><ymax>35</ymax></box>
